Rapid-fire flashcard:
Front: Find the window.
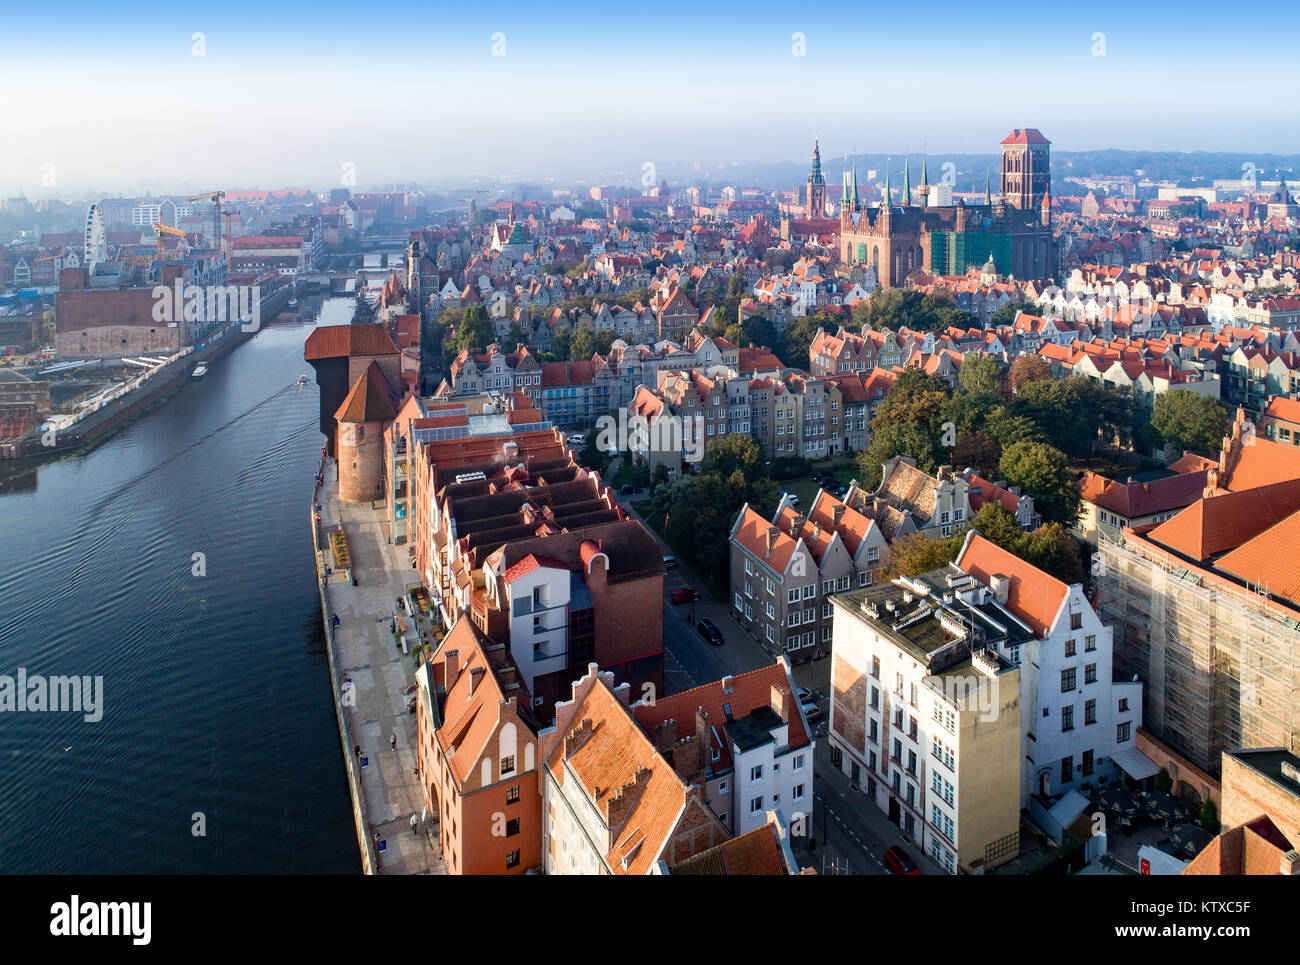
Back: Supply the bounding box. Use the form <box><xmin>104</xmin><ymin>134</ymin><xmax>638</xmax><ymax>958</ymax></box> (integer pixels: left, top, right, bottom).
<box><xmin>1117</xmin><ymin>721</ymin><xmax>1131</xmax><ymax>743</ymax></box>
<box><xmin>892</xmin><ymin>738</ymin><xmax>902</xmax><ymax>763</ymax></box>
<box><xmin>750</xmin><ymin>796</ymin><xmax>763</xmax><ymax>814</ymax></box>
<box><xmin>1082</xmin><ymin>749</ymin><xmax>1094</xmax><ymax>776</ymax></box>
<box><xmin>793</xmin><ymin>784</ymin><xmax>805</xmax><ymax>801</ymax></box>
<box><xmin>506</xmin><ymin>785</ymin><xmax>520</xmax><ymax>804</ymax></box>
<box><xmin>1061</xmin><ymin>756</ymin><xmax>1074</xmax><ymax>784</ymax></box>
<box><xmin>506</xmin><ymin>817</ymin><xmax>520</xmax><ymax>837</ymax></box>
<box><xmin>1085</xmin><ymin>698</ymin><xmax>1097</xmax><ymax>725</ymax></box>
<box><xmin>788</xmin><ymin>588</ymin><xmax>800</xmax><ymax>605</ymax></box>
<box><xmin>1061</xmin><ymin>706</ymin><xmax>1074</xmax><ymax>732</ymax></box>
<box><xmin>804</xmin><ymin>584</ymin><xmax>816</xmax><ymax>599</ymax></box>
<box><xmin>868</xmin><ymin>718</ymin><xmax>878</xmax><ymax>743</ymax></box>
<box><xmin>1085</xmin><ymin>634</ymin><xmax>1096</xmax><ymax>652</ymax></box>
<box><xmin>871</xmin><ymin>656</ymin><xmax>880</xmax><ymax>679</ymax></box>
<box><xmin>501</xmin><ymin>754</ymin><xmax>516</xmax><ymax>775</ymax></box>
<box><xmin>1118</xmin><ymin>697</ymin><xmax>1129</xmax><ymax>713</ymax></box>
<box><xmin>750</xmin><ymin>765</ymin><xmax>763</xmax><ymax>783</ymax></box>
<box><xmin>744</xmin><ymin>559</ymin><xmax>753</xmax><ymax>575</ymax></box>
<box><xmin>869</xmin><ymin>686</ymin><xmax>879</xmax><ymax>710</ymax></box>
<box><xmin>793</xmin><ymin>754</ymin><xmax>806</xmax><ymax>771</ymax></box>
<box><xmin>506</xmin><ymin>849</ymin><xmax>520</xmax><ymax>869</ymax></box>
<box><xmin>718</xmin><ymin>779</ymin><xmax>728</xmax><ymax>793</ymax></box>
<box><xmin>1065</xmin><ymin>638</ymin><xmax>1076</xmax><ymax>658</ymax></box>
<box><xmin>906</xmin><ymin>750</ymin><xmax>917</xmax><ymax>775</ymax></box>
<box><xmin>1061</xmin><ymin>668</ymin><xmax>1076</xmax><ymax>692</ymax></box>
<box><xmin>1085</xmin><ymin>663</ymin><xmax>1097</xmax><ymax>685</ymax></box>
<box><xmin>1071</xmin><ymin>612</ymin><xmax>1083</xmax><ymax>630</ymax></box>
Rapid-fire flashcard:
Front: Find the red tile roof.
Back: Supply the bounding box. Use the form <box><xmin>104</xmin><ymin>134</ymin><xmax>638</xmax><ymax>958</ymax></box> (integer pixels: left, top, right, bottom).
<box><xmin>956</xmin><ymin>533</ymin><xmax>1069</xmax><ymax>636</ymax></box>
<box><xmin>334</xmin><ymin>361</ymin><xmax>397</xmax><ymax>423</ymax></box>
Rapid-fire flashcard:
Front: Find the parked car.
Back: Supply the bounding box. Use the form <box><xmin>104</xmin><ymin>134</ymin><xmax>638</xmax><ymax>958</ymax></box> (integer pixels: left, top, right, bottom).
<box><xmin>567</xmin><ymin>434</ymin><xmax>586</xmax><ymax>446</ymax></box>
<box><xmin>794</xmin><ymin>685</ymin><xmax>814</xmax><ymax>703</ymax></box>
<box><xmin>671</xmin><ymin>587</ymin><xmax>701</xmax><ymax>604</ymax></box>
<box><xmin>883</xmin><ymin>845</ymin><xmax>920</xmax><ymax>875</ymax></box>
<box><xmin>697</xmin><ymin>618</ymin><xmax>723</xmax><ymax>645</ymax></box>
<box><xmin>800</xmin><ymin>700</ymin><xmax>822</xmax><ymax>723</ymax></box>
<box><xmin>620</xmin><ymin>484</ymin><xmax>638</xmax><ymax>495</ymax></box>
<box><xmin>781</xmin><ymin>492</ymin><xmax>800</xmax><ymax>507</ymax></box>
<box><xmin>662</xmin><ymin>555</ymin><xmax>676</xmax><ymax>568</ymax></box>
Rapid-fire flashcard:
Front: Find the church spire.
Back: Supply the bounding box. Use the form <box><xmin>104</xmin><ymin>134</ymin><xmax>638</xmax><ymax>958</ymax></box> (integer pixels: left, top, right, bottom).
<box><xmin>985</xmin><ymin>167</ymin><xmax>991</xmax><ymax>206</ymax></box>
<box><xmin>884</xmin><ymin>165</ymin><xmax>892</xmax><ymax>207</ymax></box>
<box><xmin>903</xmin><ymin>154</ymin><xmax>911</xmax><ymax>206</ymax></box>
<box><xmin>851</xmin><ymin>164</ymin><xmax>860</xmax><ymax>212</ymax></box>
<box><xmin>808</xmin><ymin>137</ymin><xmax>824</xmax><ymax>185</ymax></box>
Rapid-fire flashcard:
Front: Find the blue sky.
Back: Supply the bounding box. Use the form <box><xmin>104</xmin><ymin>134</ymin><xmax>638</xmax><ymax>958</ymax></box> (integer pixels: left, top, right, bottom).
<box><xmin>2</xmin><ymin>0</ymin><xmax>1298</xmax><ymax>195</ymax></box>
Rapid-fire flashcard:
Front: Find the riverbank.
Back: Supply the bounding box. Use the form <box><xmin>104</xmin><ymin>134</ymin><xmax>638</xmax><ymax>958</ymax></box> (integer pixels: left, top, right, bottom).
<box><xmin>311</xmin><ymin>457</ymin><xmax>446</xmax><ymax>874</ymax></box>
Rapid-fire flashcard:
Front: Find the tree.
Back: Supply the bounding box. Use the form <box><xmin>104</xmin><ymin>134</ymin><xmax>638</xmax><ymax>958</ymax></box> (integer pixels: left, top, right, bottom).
<box><xmin>777</xmin><ymin>316</ymin><xmax>821</xmax><ymax>367</ymax></box>
<box><xmin>941</xmin><ymin>389</ymin><xmax>1001</xmax><ymax>435</ymax></box>
<box><xmin>1007</xmin><ymin>354</ymin><xmax>1052</xmax><ymax>394</ymax></box>
<box><xmin>999</xmin><ymin>441</ymin><xmax>1081</xmax><ymax>525</ymax></box>
<box><xmin>1199</xmin><ymin>797</ymin><xmax>1220</xmax><ymax>835</ymax></box>
<box><xmin>951</xmin><ymin>430</ymin><xmax>1001</xmax><ymax>478</ymax></box>
<box><xmin>504</xmin><ymin>319</ymin><xmax>528</xmax><ymax>350</ymax></box>
<box><xmin>728</xmin><ymin>272</ymin><xmax>747</xmax><ymax>297</ymax></box>
<box><xmin>742</xmin><ymin>314</ymin><xmax>779</xmax><ymax>352</ymax></box>
<box><xmin>881</xmin><ymin>531</ymin><xmax>958</xmax><ymax>579</ymax></box>
<box><xmin>857</xmin><ymin>422</ymin><xmax>936</xmax><ymax>490</ymax></box>
<box><xmin>958</xmin><ymin>353</ymin><xmax>1003</xmax><ymax>395</ymax></box>
<box><xmin>985</xmin><ymin>409</ymin><xmax>1047</xmax><ymax>451</ymax></box>
<box><xmin>1010</xmin><ymin>379</ymin><xmax>1090</xmax><ymax>457</ymax></box>
<box><xmin>569</xmin><ymin>328</ymin><xmax>594</xmax><ymax>360</ymax></box>
<box><xmin>454</xmin><ymin>305</ymin><xmax>494</xmax><ymax>353</ymax></box>
<box><xmin>724</xmin><ymin>324</ymin><xmax>747</xmax><ymax>347</ymax></box>
<box><xmin>990</xmin><ymin>300</ymin><xmax>1038</xmax><ymax>328</ymax></box>
<box><xmin>593</xmin><ymin>329</ymin><xmax>616</xmax><ymax>356</ymax></box>
<box><xmin>1151</xmin><ymin>390</ymin><xmax>1232</xmax><ymax>457</ymax></box>
<box><xmin>1022</xmin><ymin>522</ymin><xmax>1086</xmax><ymax>586</ymax></box>
<box><xmin>700</xmin><ymin>432</ymin><xmax>763</xmax><ymax>481</ymax></box>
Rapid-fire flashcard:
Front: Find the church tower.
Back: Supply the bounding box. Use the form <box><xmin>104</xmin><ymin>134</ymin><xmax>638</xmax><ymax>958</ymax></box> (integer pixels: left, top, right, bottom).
<box><xmin>806</xmin><ymin>139</ymin><xmax>827</xmax><ymax>218</ymax></box>
<box><xmin>1000</xmin><ymin>128</ymin><xmax>1051</xmax><ymax>210</ymax></box>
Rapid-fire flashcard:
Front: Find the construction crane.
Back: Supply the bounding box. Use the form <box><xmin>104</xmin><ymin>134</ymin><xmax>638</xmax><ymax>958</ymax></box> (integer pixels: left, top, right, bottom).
<box><xmin>153</xmin><ymin>223</ymin><xmax>188</xmax><ymax>255</ymax></box>
<box><xmin>185</xmin><ymin>191</ymin><xmax>227</xmax><ymax>255</ymax></box>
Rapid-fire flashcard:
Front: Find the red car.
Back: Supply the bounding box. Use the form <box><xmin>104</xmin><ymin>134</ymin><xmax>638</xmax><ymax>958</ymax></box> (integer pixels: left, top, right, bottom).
<box><xmin>671</xmin><ymin>588</ymin><xmax>701</xmax><ymax>604</ymax></box>
<box><xmin>883</xmin><ymin>846</ymin><xmax>920</xmax><ymax>875</ymax></box>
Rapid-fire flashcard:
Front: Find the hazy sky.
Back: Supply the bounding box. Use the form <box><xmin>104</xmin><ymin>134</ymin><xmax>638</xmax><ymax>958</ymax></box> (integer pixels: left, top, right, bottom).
<box><xmin>3</xmin><ymin>0</ymin><xmax>1299</xmax><ymax>197</ymax></box>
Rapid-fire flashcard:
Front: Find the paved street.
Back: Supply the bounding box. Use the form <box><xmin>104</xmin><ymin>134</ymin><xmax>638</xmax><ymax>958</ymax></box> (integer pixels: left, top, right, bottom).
<box><xmin>316</xmin><ymin>459</ymin><xmax>445</xmax><ymax>874</ymax></box>
<box><xmin>618</xmin><ymin>485</ymin><xmax>944</xmax><ymax>875</ymax></box>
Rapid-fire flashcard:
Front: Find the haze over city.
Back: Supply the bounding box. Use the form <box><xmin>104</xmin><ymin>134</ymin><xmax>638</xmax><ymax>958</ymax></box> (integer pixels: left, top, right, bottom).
<box><xmin>3</xmin><ymin>0</ymin><xmax>1300</xmax><ymax>194</ymax></box>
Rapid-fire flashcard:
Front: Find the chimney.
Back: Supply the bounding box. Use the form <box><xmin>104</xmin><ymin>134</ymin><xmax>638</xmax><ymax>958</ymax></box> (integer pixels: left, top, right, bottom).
<box><xmin>832</xmin><ymin>503</ymin><xmax>846</xmax><ymax>526</ymax></box>
<box><xmin>444</xmin><ymin>650</ymin><xmax>460</xmax><ymax>690</ymax></box>
<box><xmin>812</xmin><ymin>522</ymin><xmax>822</xmax><ymax>542</ymax></box>
<box><xmin>769</xmin><ymin>684</ymin><xmax>791</xmax><ymax>722</ymax></box>
<box><xmin>990</xmin><ymin>573</ymin><xmax>1010</xmax><ymax>605</ymax></box>
<box><xmin>672</xmin><ymin>736</ymin><xmax>704</xmax><ymax>782</ymax></box>
<box><xmin>721</xmin><ymin>675</ymin><xmax>734</xmax><ymax>695</ymax></box>
<box><xmin>695</xmin><ymin>707</ymin><xmax>711</xmax><ymax>755</ymax></box>
<box><xmin>469</xmin><ymin>666</ymin><xmax>485</xmax><ymax>694</ymax></box>
<box><xmin>1282</xmin><ymin>850</ymin><xmax>1300</xmax><ymax>876</ymax></box>
<box><xmin>652</xmin><ymin>718</ymin><xmax>676</xmax><ymax>753</ymax></box>
<box><xmin>564</xmin><ymin>717</ymin><xmax>595</xmax><ymax>759</ymax></box>
<box><xmin>791</xmin><ymin>514</ymin><xmax>807</xmax><ymax>535</ymax></box>
<box><xmin>605</xmin><ymin>765</ymin><xmax>650</xmax><ymax>831</ymax></box>
<box><xmin>765</xmin><ymin>526</ymin><xmax>780</xmax><ymax>558</ymax></box>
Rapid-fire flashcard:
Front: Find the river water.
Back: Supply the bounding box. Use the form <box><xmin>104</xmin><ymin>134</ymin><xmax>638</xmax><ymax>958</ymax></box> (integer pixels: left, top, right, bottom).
<box><xmin>0</xmin><ymin>297</ymin><xmax>358</xmax><ymax>873</ymax></box>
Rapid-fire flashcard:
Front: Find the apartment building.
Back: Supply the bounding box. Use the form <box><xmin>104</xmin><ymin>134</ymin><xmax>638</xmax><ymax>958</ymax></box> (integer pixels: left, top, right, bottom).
<box><xmin>539</xmin><ymin>665</ymin><xmax>730</xmax><ymax>874</ymax></box>
<box><xmin>954</xmin><ymin>533</ymin><xmax>1143</xmax><ymax>802</ymax></box>
<box><xmin>828</xmin><ymin>568</ymin><xmax>1023</xmax><ymax>874</ymax></box>
<box><xmin>414</xmin><ymin>615</ymin><xmax>542</xmax><ymax>875</ymax></box>
<box><xmin>867</xmin><ymin>457</ymin><xmax>1037</xmax><ymax>539</ymax></box>
<box><xmin>1076</xmin><ymin>467</ymin><xmax>1208</xmax><ymax>544</ymax></box>
<box><xmin>631</xmin><ymin>660</ymin><xmax>815</xmax><ymax>837</ymax></box>
<box><xmin>730</xmin><ymin>487</ymin><xmax>894</xmax><ymax>663</ymax></box>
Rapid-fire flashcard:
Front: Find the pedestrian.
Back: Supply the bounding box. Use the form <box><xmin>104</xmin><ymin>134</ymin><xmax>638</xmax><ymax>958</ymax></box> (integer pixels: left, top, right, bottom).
<box><xmin>354</xmin><ymin>744</ymin><xmax>361</xmax><ymax>761</ymax></box>
<box><xmin>333</xmin><ymin>614</ymin><xmax>340</xmax><ymax>628</ymax></box>
<box><xmin>390</xmin><ymin>733</ymin><xmax>397</xmax><ymax>751</ymax></box>
<box><xmin>410</xmin><ymin>814</ymin><xmax>418</xmax><ymax>836</ymax></box>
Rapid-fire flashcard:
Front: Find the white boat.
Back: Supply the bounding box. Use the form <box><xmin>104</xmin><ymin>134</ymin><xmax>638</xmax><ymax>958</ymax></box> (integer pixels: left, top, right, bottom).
<box><xmin>298</xmin><ymin>374</ymin><xmax>309</xmax><ymax>383</ymax></box>
<box><xmin>192</xmin><ymin>364</ymin><xmax>208</xmax><ymax>379</ymax></box>
<box><xmin>288</xmin><ymin>297</ymin><xmax>299</xmax><ymax>307</ymax></box>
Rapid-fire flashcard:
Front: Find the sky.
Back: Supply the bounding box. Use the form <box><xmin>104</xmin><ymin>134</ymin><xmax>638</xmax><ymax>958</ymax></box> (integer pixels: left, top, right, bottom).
<box><xmin>2</xmin><ymin>0</ymin><xmax>1299</xmax><ymax>197</ymax></box>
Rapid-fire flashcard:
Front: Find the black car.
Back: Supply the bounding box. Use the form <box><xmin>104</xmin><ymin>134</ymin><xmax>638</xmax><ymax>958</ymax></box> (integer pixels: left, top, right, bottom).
<box><xmin>697</xmin><ymin>618</ymin><xmax>723</xmax><ymax>645</ymax></box>
<box><xmin>620</xmin><ymin>484</ymin><xmax>638</xmax><ymax>495</ymax></box>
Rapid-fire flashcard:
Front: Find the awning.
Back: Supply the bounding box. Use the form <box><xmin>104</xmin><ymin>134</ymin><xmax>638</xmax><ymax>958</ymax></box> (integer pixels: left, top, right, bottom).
<box><xmin>1113</xmin><ymin>746</ymin><xmax>1160</xmax><ymax>781</ymax></box>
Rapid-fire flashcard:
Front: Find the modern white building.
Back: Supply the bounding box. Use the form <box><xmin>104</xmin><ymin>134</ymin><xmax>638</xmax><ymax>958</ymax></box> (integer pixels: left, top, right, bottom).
<box><xmin>953</xmin><ymin>532</ymin><xmax>1143</xmax><ymax>802</ymax></box>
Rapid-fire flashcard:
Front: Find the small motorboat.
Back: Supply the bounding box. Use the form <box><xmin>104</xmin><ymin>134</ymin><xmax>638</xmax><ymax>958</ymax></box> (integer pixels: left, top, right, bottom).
<box><xmin>191</xmin><ymin>364</ymin><xmax>208</xmax><ymax>379</ymax></box>
<box><xmin>298</xmin><ymin>374</ymin><xmax>310</xmax><ymax>384</ymax></box>
<box><xmin>288</xmin><ymin>297</ymin><xmax>299</xmax><ymax>307</ymax></box>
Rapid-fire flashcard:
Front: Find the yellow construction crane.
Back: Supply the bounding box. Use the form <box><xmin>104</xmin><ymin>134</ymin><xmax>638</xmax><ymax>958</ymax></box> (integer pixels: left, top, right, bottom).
<box><xmin>185</xmin><ymin>191</ymin><xmax>228</xmax><ymax>253</ymax></box>
<box><xmin>153</xmin><ymin>223</ymin><xmax>188</xmax><ymax>254</ymax></box>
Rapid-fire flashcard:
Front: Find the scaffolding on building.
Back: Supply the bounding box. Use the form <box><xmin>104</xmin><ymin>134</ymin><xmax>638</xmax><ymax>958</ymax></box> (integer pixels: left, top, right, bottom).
<box><xmin>1096</xmin><ymin>534</ymin><xmax>1300</xmax><ymax>775</ymax></box>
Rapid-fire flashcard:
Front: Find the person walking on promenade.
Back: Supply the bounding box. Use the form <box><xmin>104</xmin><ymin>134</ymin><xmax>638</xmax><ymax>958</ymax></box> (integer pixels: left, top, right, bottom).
<box><xmin>410</xmin><ymin>814</ymin><xmax>418</xmax><ymax>836</ymax></box>
<box><xmin>390</xmin><ymin>733</ymin><xmax>397</xmax><ymax>751</ymax></box>
<box><xmin>354</xmin><ymin>744</ymin><xmax>361</xmax><ymax>761</ymax></box>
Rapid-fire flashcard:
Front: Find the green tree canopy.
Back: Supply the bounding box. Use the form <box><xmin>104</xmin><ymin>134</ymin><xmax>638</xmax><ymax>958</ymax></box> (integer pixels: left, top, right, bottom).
<box><xmin>999</xmin><ymin>440</ymin><xmax>1081</xmax><ymax>525</ymax></box>
<box><xmin>1150</xmin><ymin>390</ymin><xmax>1232</xmax><ymax>457</ymax></box>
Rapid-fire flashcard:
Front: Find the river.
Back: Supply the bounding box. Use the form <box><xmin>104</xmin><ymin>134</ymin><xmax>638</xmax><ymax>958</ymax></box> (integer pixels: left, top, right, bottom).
<box><xmin>0</xmin><ymin>297</ymin><xmax>357</xmax><ymax>873</ymax></box>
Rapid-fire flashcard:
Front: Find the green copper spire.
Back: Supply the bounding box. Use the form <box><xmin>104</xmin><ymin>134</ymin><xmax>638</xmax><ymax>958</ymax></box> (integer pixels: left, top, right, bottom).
<box><xmin>851</xmin><ymin>164</ymin><xmax>859</xmax><ymax>211</ymax></box>
<box><xmin>903</xmin><ymin>154</ymin><xmax>911</xmax><ymax>206</ymax></box>
<box><xmin>884</xmin><ymin>165</ymin><xmax>892</xmax><ymax>207</ymax></box>
<box><xmin>808</xmin><ymin>138</ymin><xmax>824</xmax><ymax>185</ymax></box>
<box><xmin>985</xmin><ymin>167</ymin><xmax>991</xmax><ymax>206</ymax></box>
<box><xmin>921</xmin><ymin>155</ymin><xmax>929</xmax><ymax>189</ymax></box>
